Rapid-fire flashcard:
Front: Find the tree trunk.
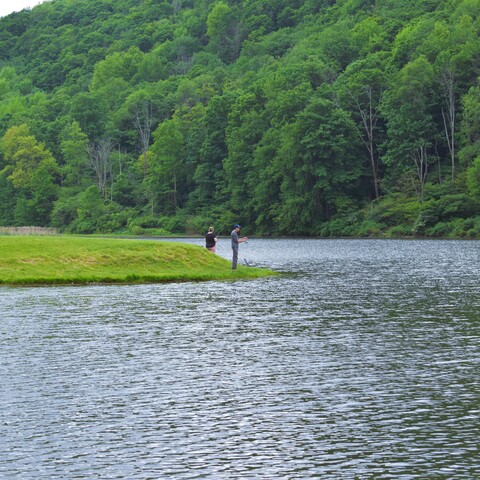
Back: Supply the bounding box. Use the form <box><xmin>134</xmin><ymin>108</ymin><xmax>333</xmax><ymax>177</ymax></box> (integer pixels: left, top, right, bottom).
<box><xmin>132</xmin><ymin>103</ymin><xmax>154</xmax><ymax>177</ymax></box>
<box><xmin>440</xmin><ymin>68</ymin><xmax>456</xmax><ymax>180</ymax></box>
<box><xmin>354</xmin><ymin>85</ymin><xmax>381</xmax><ymax>199</ymax></box>
<box><xmin>87</xmin><ymin>138</ymin><xmax>114</xmax><ymax>199</ymax></box>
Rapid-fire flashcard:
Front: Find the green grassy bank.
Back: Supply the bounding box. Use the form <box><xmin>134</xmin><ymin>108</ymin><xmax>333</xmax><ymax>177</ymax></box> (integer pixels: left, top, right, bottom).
<box><xmin>0</xmin><ymin>236</ymin><xmax>275</xmax><ymax>286</ymax></box>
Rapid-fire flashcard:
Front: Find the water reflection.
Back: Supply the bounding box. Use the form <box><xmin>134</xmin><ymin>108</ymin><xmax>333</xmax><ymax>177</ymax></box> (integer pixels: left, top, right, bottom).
<box><xmin>1</xmin><ymin>239</ymin><xmax>479</xmax><ymax>478</ymax></box>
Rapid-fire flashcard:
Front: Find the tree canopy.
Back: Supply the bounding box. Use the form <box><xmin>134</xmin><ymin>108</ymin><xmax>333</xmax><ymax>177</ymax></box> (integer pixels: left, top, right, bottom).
<box><xmin>0</xmin><ymin>0</ymin><xmax>480</xmax><ymax>237</ymax></box>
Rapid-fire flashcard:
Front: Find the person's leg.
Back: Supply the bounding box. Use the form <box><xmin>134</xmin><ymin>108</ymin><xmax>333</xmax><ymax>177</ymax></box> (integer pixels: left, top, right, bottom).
<box><xmin>232</xmin><ymin>247</ymin><xmax>238</xmax><ymax>269</ymax></box>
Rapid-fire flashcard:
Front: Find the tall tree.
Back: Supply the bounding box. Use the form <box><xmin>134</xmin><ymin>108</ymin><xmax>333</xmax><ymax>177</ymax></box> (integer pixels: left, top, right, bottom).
<box><xmin>272</xmin><ymin>95</ymin><xmax>363</xmax><ymax>233</ymax></box>
<box><xmin>461</xmin><ymin>81</ymin><xmax>480</xmax><ymax>198</ymax></box>
<box><xmin>436</xmin><ymin>52</ymin><xmax>457</xmax><ymax>181</ymax></box>
<box><xmin>87</xmin><ymin>137</ymin><xmax>114</xmax><ymax>200</ymax></box>
<box><xmin>0</xmin><ymin>124</ymin><xmax>59</xmax><ymax>225</ymax></box>
<box><xmin>59</xmin><ymin>121</ymin><xmax>90</xmax><ymax>187</ymax></box>
<box><xmin>224</xmin><ymin>90</ymin><xmax>269</xmax><ymax>222</ymax></box>
<box><xmin>147</xmin><ymin>116</ymin><xmax>186</xmax><ymax>214</ymax></box>
<box><xmin>335</xmin><ymin>53</ymin><xmax>388</xmax><ymax>199</ymax></box>
<box><xmin>382</xmin><ymin>56</ymin><xmax>436</xmax><ymax>201</ymax></box>
<box><xmin>125</xmin><ymin>90</ymin><xmax>157</xmax><ymax>177</ymax></box>
<box><xmin>206</xmin><ymin>1</ymin><xmax>244</xmax><ymax>63</ymax></box>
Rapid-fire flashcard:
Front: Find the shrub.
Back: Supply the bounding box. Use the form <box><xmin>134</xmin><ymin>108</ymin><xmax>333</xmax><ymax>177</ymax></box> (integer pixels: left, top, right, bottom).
<box><xmin>424</xmin><ymin>221</ymin><xmax>449</xmax><ymax>237</ymax></box>
<box><xmin>318</xmin><ymin>218</ymin><xmax>354</xmax><ymax>237</ymax></box>
<box><xmin>365</xmin><ymin>194</ymin><xmax>421</xmax><ymax>227</ymax></box>
<box><xmin>127</xmin><ymin>215</ymin><xmax>162</xmax><ymax>230</ymax></box>
<box><xmin>355</xmin><ymin>220</ymin><xmax>385</xmax><ymax>237</ymax></box>
<box><xmin>385</xmin><ymin>224</ymin><xmax>414</xmax><ymax>237</ymax></box>
<box><xmin>95</xmin><ymin>208</ymin><xmax>136</xmax><ymax>233</ymax></box>
<box><xmin>413</xmin><ymin>194</ymin><xmax>478</xmax><ymax>235</ymax></box>
<box><xmin>466</xmin><ymin>217</ymin><xmax>480</xmax><ymax>237</ymax></box>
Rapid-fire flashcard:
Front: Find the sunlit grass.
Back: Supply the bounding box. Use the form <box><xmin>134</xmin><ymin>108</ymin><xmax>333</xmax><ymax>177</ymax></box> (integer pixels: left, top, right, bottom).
<box><xmin>0</xmin><ymin>236</ymin><xmax>276</xmax><ymax>286</ymax></box>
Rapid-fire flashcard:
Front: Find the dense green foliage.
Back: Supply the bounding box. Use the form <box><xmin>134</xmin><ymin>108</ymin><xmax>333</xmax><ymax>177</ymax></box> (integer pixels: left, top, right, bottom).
<box><xmin>0</xmin><ymin>0</ymin><xmax>479</xmax><ymax>237</ymax></box>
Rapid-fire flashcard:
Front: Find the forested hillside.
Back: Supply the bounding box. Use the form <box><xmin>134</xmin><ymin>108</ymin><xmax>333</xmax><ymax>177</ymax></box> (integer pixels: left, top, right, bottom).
<box><xmin>0</xmin><ymin>0</ymin><xmax>479</xmax><ymax>236</ymax></box>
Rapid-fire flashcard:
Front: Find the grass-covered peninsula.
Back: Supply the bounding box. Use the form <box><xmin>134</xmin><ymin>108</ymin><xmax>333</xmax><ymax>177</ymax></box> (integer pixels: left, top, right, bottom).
<box><xmin>0</xmin><ymin>236</ymin><xmax>275</xmax><ymax>286</ymax></box>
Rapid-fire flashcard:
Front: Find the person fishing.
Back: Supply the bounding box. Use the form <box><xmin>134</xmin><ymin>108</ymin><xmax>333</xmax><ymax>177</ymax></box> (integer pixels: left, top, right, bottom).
<box><xmin>205</xmin><ymin>226</ymin><xmax>218</xmax><ymax>253</ymax></box>
<box><xmin>230</xmin><ymin>223</ymin><xmax>248</xmax><ymax>269</ymax></box>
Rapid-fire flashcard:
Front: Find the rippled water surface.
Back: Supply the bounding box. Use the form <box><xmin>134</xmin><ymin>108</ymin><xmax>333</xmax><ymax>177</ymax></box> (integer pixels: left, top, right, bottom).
<box><xmin>1</xmin><ymin>239</ymin><xmax>479</xmax><ymax>479</ymax></box>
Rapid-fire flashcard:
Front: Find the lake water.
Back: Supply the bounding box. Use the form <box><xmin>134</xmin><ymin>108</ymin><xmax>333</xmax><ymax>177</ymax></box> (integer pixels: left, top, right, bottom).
<box><xmin>1</xmin><ymin>239</ymin><xmax>479</xmax><ymax>479</ymax></box>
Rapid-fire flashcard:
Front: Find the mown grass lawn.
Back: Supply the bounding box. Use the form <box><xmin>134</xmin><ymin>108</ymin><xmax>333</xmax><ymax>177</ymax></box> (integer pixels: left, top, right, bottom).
<box><xmin>0</xmin><ymin>236</ymin><xmax>275</xmax><ymax>285</ymax></box>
